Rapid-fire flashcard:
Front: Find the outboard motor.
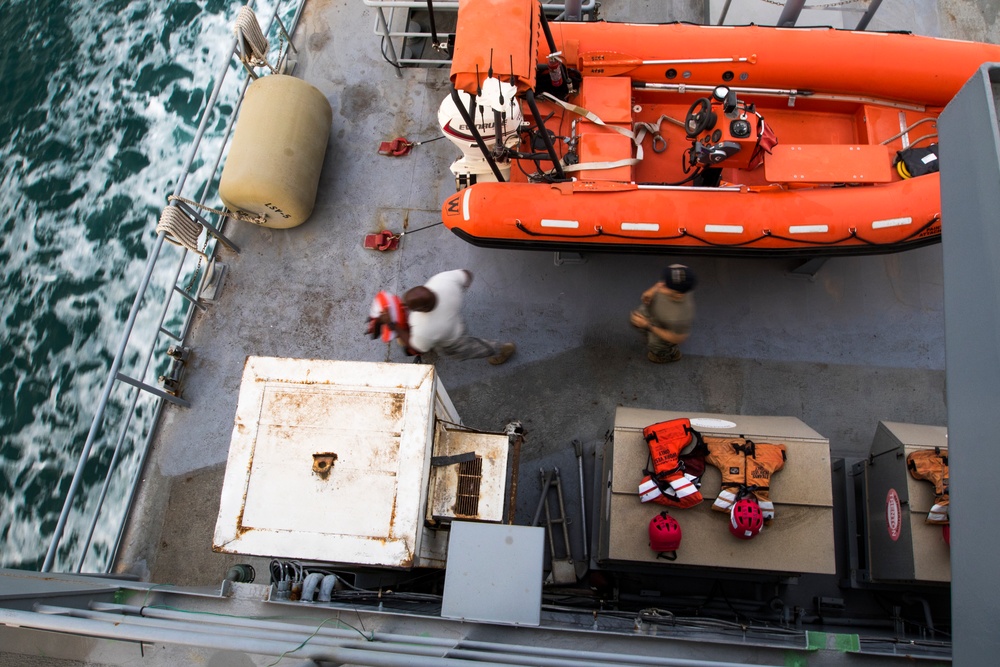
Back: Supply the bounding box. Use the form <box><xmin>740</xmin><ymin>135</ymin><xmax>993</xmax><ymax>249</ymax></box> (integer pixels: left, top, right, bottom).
<box><xmin>438</xmin><ymin>81</ymin><xmax>523</xmax><ymax>190</ymax></box>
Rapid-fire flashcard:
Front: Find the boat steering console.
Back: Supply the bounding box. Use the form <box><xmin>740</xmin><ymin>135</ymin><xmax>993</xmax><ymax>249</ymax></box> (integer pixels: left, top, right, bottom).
<box><xmin>684</xmin><ymin>86</ymin><xmax>762</xmax><ymax>170</ymax></box>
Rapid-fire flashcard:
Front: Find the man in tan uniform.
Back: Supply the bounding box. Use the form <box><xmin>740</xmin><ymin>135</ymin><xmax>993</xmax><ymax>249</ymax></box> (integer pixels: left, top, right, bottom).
<box><xmin>630</xmin><ymin>264</ymin><xmax>696</xmax><ymax>363</ymax></box>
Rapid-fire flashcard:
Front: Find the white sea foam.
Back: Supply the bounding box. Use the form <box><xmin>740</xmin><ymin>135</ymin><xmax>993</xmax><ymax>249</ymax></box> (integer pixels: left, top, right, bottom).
<box><xmin>0</xmin><ymin>0</ymin><xmax>290</xmax><ymax>571</ymax></box>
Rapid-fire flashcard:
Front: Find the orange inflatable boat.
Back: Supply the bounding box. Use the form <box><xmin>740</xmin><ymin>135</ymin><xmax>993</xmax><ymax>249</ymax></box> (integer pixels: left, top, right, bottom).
<box><xmin>438</xmin><ymin>0</ymin><xmax>1000</xmax><ymax>256</ymax></box>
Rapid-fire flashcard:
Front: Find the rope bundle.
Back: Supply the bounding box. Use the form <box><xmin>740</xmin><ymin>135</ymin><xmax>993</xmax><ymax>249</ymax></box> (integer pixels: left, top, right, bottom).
<box><xmin>157</xmin><ymin>206</ymin><xmax>207</xmax><ymax>258</ymax></box>
<box><xmin>233</xmin><ymin>6</ymin><xmax>275</xmax><ymax>72</ymax></box>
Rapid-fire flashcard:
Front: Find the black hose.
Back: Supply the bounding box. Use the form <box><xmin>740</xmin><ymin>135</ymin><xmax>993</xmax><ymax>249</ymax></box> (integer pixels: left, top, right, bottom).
<box><xmin>426</xmin><ymin>0</ymin><xmax>439</xmax><ymax>46</ymax></box>
<box><xmin>449</xmin><ymin>87</ymin><xmax>506</xmax><ymax>182</ymax></box>
<box><xmin>523</xmin><ymin>89</ymin><xmax>567</xmax><ymax>180</ymax></box>
<box><xmin>537</xmin><ymin>1</ymin><xmax>558</xmax><ymax>53</ymax></box>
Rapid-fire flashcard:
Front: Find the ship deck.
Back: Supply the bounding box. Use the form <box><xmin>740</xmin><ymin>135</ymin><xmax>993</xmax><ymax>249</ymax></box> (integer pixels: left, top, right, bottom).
<box><xmin>89</xmin><ymin>0</ymin><xmax>999</xmax><ymax>664</ymax></box>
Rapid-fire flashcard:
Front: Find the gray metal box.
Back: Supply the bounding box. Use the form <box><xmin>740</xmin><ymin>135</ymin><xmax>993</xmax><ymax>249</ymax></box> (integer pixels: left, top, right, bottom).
<box><xmin>863</xmin><ymin>421</ymin><xmax>950</xmax><ymax>583</ymax></box>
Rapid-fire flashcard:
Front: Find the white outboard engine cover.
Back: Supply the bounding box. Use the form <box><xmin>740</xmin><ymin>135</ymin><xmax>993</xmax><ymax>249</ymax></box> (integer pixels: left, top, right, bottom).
<box><xmin>438</xmin><ymin>81</ymin><xmax>522</xmax><ymax>189</ymax></box>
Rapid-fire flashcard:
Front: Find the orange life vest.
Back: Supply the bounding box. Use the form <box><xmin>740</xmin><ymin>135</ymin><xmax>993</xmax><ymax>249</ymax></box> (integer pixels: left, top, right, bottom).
<box><xmin>637</xmin><ymin>418</ymin><xmax>704</xmax><ymax>509</ymax></box>
<box><xmin>367</xmin><ymin>291</ymin><xmax>408</xmax><ymax>342</ymax></box>
<box><xmin>907</xmin><ymin>448</ymin><xmax>949</xmax><ymax>524</ymax></box>
<box><xmin>705</xmin><ymin>436</ymin><xmax>786</xmax><ymax>522</ymax></box>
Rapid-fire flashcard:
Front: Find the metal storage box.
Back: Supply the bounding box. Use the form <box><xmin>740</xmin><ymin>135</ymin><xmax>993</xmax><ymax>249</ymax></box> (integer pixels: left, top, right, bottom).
<box><xmin>598</xmin><ymin>407</ymin><xmax>836</xmax><ymax>575</ymax></box>
<box><xmin>861</xmin><ymin>421</ymin><xmax>950</xmax><ymax>583</ymax></box>
<box><xmin>213</xmin><ymin>357</ymin><xmax>511</xmax><ymax>569</ymax></box>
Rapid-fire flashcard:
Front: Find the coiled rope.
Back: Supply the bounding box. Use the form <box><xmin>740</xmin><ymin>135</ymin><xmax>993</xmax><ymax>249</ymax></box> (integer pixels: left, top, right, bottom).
<box><xmin>166</xmin><ymin>195</ymin><xmax>266</xmax><ymax>226</ymax></box>
<box><xmin>233</xmin><ymin>5</ymin><xmax>275</xmax><ymax>73</ymax></box>
<box><xmin>156</xmin><ymin>204</ymin><xmax>213</xmax><ymax>293</ymax></box>
<box><xmin>157</xmin><ymin>195</ymin><xmax>265</xmax><ymax>255</ymax></box>
<box><xmin>158</xmin><ymin>195</ymin><xmax>260</xmax><ymax>294</ymax></box>
<box><xmin>157</xmin><ymin>205</ymin><xmax>207</xmax><ymax>258</ymax></box>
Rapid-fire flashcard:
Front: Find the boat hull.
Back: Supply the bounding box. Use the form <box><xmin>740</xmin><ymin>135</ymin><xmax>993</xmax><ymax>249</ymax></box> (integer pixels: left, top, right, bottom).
<box><xmin>442</xmin><ymin>176</ymin><xmax>943</xmax><ymax>257</ymax></box>
<box><xmin>442</xmin><ymin>0</ymin><xmax>999</xmax><ymax>258</ymax></box>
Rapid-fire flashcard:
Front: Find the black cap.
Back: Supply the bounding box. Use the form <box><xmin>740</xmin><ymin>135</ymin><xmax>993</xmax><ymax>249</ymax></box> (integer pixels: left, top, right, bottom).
<box><xmin>662</xmin><ymin>264</ymin><xmax>696</xmax><ymax>294</ymax></box>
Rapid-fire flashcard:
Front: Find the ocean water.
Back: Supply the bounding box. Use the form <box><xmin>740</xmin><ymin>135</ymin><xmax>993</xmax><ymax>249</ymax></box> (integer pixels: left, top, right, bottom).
<box><xmin>0</xmin><ymin>0</ymin><xmax>285</xmax><ymax>571</ymax></box>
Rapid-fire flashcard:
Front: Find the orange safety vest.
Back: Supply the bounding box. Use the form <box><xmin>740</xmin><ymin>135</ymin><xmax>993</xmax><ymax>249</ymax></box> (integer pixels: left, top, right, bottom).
<box><xmin>637</xmin><ymin>419</ymin><xmax>704</xmax><ymax>509</ymax></box>
<box><xmin>907</xmin><ymin>448</ymin><xmax>949</xmax><ymax>524</ymax></box>
<box><xmin>705</xmin><ymin>436</ymin><xmax>787</xmax><ymax>522</ymax></box>
<box><xmin>367</xmin><ymin>291</ymin><xmax>408</xmax><ymax>342</ymax></box>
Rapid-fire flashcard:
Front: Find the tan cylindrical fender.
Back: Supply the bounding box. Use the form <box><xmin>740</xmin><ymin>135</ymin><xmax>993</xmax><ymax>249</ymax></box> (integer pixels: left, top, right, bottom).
<box><xmin>219</xmin><ymin>75</ymin><xmax>332</xmax><ymax>229</ymax></box>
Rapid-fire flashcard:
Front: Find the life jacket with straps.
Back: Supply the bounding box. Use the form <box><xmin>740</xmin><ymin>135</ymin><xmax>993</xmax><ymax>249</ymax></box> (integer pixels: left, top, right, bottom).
<box><xmin>637</xmin><ymin>418</ymin><xmax>704</xmax><ymax>509</ymax></box>
<box><xmin>705</xmin><ymin>436</ymin><xmax>787</xmax><ymax>522</ymax></box>
<box><xmin>907</xmin><ymin>448</ymin><xmax>949</xmax><ymax>524</ymax></box>
<box><xmin>366</xmin><ymin>291</ymin><xmax>408</xmax><ymax>342</ymax></box>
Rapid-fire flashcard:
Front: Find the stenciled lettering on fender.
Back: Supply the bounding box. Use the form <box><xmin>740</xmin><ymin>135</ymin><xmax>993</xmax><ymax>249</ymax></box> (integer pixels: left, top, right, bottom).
<box><xmin>446</xmin><ymin>197</ymin><xmax>460</xmax><ymax>215</ymax></box>
<box><xmin>264</xmin><ymin>202</ymin><xmax>291</xmax><ymax>219</ymax></box>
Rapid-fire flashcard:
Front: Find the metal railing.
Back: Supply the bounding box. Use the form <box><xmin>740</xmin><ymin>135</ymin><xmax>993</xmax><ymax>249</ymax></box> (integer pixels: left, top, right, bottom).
<box><xmin>715</xmin><ymin>0</ymin><xmax>883</xmax><ymax>29</ymax></box>
<box><xmin>367</xmin><ymin>0</ymin><xmax>886</xmax><ymax>76</ymax></box>
<box><xmin>41</xmin><ymin>0</ymin><xmax>308</xmax><ymax>574</ymax></box>
<box><xmin>364</xmin><ymin>0</ymin><xmax>598</xmax><ymax>73</ymax></box>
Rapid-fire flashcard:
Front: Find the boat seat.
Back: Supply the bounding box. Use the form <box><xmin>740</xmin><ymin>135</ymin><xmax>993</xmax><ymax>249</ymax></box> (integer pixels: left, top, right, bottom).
<box><xmin>763</xmin><ymin>144</ymin><xmax>894</xmax><ymax>184</ymax></box>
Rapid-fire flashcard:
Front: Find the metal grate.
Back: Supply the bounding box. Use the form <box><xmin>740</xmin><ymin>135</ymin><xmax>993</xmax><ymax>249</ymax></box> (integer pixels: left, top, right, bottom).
<box><xmin>455</xmin><ymin>457</ymin><xmax>483</xmax><ymax>517</ymax></box>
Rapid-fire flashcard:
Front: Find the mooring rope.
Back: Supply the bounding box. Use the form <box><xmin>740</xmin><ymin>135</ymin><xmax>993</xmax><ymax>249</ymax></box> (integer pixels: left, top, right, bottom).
<box><xmin>156</xmin><ymin>205</ymin><xmax>207</xmax><ymax>258</ymax></box>
<box><xmin>233</xmin><ymin>5</ymin><xmax>275</xmax><ymax>72</ymax></box>
<box><xmin>166</xmin><ymin>195</ymin><xmax>266</xmax><ymax>225</ymax></box>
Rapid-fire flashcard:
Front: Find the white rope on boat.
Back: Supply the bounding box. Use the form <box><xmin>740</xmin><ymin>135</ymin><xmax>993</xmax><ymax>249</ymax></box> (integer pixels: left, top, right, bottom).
<box><xmin>233</xmin><ymin>5</ymin><xmax>275</xmax><ymax>73</ymax></box>
<box><xmin>157</xmin><ymin>205</ymin><xmax>207</xmax><ymax>258</ymax></box>
<box><xmin>540</xmin><ymin>92</ymin><xmax>661</xmax><ymax>172</ymax></box>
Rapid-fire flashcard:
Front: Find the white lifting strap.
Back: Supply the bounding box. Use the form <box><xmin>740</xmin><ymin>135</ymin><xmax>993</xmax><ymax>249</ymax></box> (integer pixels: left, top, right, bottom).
<box><xmin>539</xmin><ymin>93</ymin><xmax>678</xmax><ymax>173</ymax></box>
<box><xmin>233</xmin><ymin>5</ymin><xmax>275</xmax><ymax>73</ymax></box>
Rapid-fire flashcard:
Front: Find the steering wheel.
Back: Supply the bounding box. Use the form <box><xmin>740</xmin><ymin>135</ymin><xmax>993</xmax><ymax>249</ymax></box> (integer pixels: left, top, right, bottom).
<box><xmin>684</xmin><ymin>98</ymin><xmax>717</xmax><ymax>139</ymax></box>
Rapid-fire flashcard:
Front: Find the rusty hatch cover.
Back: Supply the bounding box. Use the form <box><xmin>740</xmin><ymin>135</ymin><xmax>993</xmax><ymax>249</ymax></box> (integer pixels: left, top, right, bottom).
<box><xmin>214</xmin><ymin>357</ymin><xmax>438</xmax><ymax>568</ymax></box>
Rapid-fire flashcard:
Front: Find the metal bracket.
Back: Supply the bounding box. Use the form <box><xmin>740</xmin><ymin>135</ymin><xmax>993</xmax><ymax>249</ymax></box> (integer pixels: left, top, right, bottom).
<box><xmin>174</xmin><ymin>200</ymin><xmax>240</xmax><ymax>254</ymax></box>
<box><xmin>200</xmin><ymin>261</ymin><xmax>227</xmax><ymax>302</ymax></box>
<box><xmin>787</xmin><ymin>257</ymin><xmax>827</xmax><ymax>280</ymax></box>
<box><xmin>115</xmin><ymin>372</ymin><xmax>191</xmax><ymax>408</ymax></box>
<box><xmin>554</xmin><ymin>251</ymin><xmax>586</xmax><ymax>266</ymax></box>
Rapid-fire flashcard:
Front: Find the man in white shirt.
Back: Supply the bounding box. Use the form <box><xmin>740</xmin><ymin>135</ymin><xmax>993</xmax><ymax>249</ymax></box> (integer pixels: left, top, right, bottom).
<box><xmin>399</xmin><ymin>269</ymin><xmax>516</xmax><ymax>365</ymax></box>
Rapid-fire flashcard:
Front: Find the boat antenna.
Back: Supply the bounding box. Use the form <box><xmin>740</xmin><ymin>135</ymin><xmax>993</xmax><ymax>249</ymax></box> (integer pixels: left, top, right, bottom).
<box><xmin>509</xmin><ymin>55</ymin><xmax>517</xmax><ymax>119</ymax></box>
<box><xmin>488</xmin><ymin>48</ymin><xmax>494</xmax><ymax>80</ymax></box>
<box><xmin>471</xmin><ymin>64</ymin><xmax>481</xmax><ymax>126</ymax></box>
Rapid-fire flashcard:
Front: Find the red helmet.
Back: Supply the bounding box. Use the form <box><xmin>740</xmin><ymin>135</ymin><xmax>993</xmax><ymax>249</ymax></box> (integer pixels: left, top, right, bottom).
<box><xmin>729</xmin><ymin>498</ymin><xmax>764</xmax><ymax>540</ymax></box>
<box><xmin>649</xmin><ymin>511</ymin><xmax>682</xmax><ymax>559</ymax></box>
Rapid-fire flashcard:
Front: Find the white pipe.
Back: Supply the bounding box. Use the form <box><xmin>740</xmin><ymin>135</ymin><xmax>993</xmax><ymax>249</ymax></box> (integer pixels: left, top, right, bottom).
<box><xmin>47</xmin><ymin>605</ymin><xmax>618</xmax><ymax>667</ymax></box>
<box><xmin>4</xmin><ymin>607</ymin><xmax>500</xmax><ymax>667</ymax></box>
<box><xmin>90</xmin><ymin>602</ymin><xmax>782</xmax><ymax>667</ymax></box>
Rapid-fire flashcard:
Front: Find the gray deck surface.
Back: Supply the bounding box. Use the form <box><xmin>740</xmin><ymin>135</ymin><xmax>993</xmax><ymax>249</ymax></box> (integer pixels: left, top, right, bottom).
<box><xmin>108</xmin><ymin>0</ymin><xmax>993</xmax><ymax>639</ymax></box>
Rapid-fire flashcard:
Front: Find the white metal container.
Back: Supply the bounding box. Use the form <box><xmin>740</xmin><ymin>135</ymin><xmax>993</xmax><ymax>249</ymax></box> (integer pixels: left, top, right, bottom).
<box><xmin>214</xmin><ymin>357</ymin><xmax>451</xmax><ymax>568</ymax></box>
